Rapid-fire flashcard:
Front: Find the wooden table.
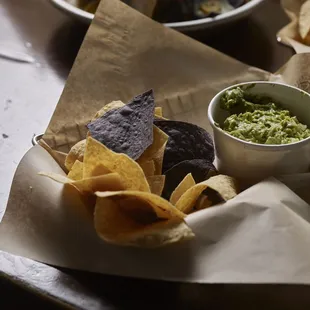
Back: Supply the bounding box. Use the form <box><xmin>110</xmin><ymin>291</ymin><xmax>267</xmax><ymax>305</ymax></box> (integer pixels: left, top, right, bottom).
<box><xmin>0</xmin><ymin>0</ymin><xmax>297</xmax><ymax>308</ymax></box>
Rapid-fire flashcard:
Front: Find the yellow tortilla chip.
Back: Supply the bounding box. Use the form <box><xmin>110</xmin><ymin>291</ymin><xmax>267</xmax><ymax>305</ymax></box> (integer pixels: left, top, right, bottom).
<box><xmin>94</xmin><ymin>196</ymin><xmax>194</xmax><ymax>247</ymax></box>
<box><xmin>73</xmin><ymin>174</ymin><xmax>125</xmax><ymax>193</ymax></box>
<box><xmin>83</xmin><ymin>137</ymin><xmax>150</xmax><ymax>192</ymax></box>
<box><xmin>153</xmin><ymin>140</ymin><xmax>168</xmax><ymax>175</ymax></box>
<box><xmin>40</xmin><ymin>170</ymin><xmax>125</xmax><ymax>217</ymax></box>
<box><xmin>90</xmin><ymin>164</ymin><xmax>112</xmax><ymax>177</ymax></box>
<box><xmin>139</xmin><ymin>160</ymin><xmax>155</xmax><ymax>177</ymax></box>
<box><xmin>39</xmin><ymin>139</ymin><xmax>68</xmax><ymax>173</ymax></box>
<box><xmin>154</xmin><ymin>107</ymin><xmax>168</xmax><ymax>120</ymax></box>
<box><xmin>54</xmin><ymin>151</ymin><xmax>68</xmax><ymax>169</ymax></box>
<box><xmin>147</xmin><ymin>175</ymin><xmax>166</xmax><ymax>196</ymax></box>
<box><xmin>175</xmin><ymin>181</ymin><xmax>208</xmax><ymax>214</ymax></box>
<box><xmin>65</xmin><ymin>139</ymin><xmax>86</xmax><ymax>171</ymax></box>
<box><xmin>67</xmin><ymin>160</ymin><xmax>84</xmax><ymax>181</ymax></box>
<box><xmin>39</xmin><ymin>171</ymin><xmax>70</xmax><ymax>184</ymax></box>
<box><xmin>303</xmin><ymin>33</ymin><xmax>310</xmax><ymax>45</ymax></box>
<box><xmin>94</xmin><ymin>191</ymin><xmax>192</xmax><ymax>247</ymax></box>
<box><xmin>175</xmin><ymin>175</ymin><xmax>237</xmax><ymax>214</ymax></box>
<box><xmin>195</xmin><ymin>195</ymin><xmax>212</xmax><ymax>210</ymax></box>
<box><xmin>170</xmin><ymin>173</ymin><xmax>196</xmax><ymax>205</ymax></box>
<box><xmin>137</xmin><ymin>126</ymin><xmax>168</xmax><ymax>165</ymax></box>
<box><xmin>95</xmin><ymin>191</ymin><xmax>185</xmax><ymax>219</ymax></box>
<box><xmin>39</xmin><ymin>171</ymin><xmax>125</xmax><ymax>193</ymax></box>
<box><xmin>203</xmin><ymin>175</ymin><xmax>238</xmax><ymax>201</ymax></box>
<box><xmin>92</xmin><ymin>100</ymin><xmax>125</xmax><ymax>120</ymax></box>
<box><xmin>299</xmin><ymin>0</ymin><xmax>310</xmax><ymax>39</ymax></box>
<box><xmin>154</xmin><ymin>107</ymin><xmax>163</xmax><ymax>117</ymax></box>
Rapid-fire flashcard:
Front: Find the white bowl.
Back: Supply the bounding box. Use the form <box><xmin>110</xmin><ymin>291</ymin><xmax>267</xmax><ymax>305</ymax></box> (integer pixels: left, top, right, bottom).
<box><xmin>208</xmin><ymin>82</ymin><xmax>310</xmax><ymax>184</ymax></box>
<box><xmin>49</xmin><ymin>0</ymin><xmax>265</xmax><ymax>31</ymax></box>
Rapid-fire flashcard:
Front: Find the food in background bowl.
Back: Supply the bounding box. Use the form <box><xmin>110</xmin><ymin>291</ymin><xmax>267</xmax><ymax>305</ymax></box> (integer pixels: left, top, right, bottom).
<box><xmin>76</xmin><ymin>0</ymin><xmax>253</xmax><ymax>22</ymax></box>
<box><xmin>77</xmin><ymin>0</ymin><xmax>98</xmax><ymax>13</ymax></box>
<box><xmin>153</xmin><ymin>0</ymin><xmax>252</xmax><ymax>23</ymax></box>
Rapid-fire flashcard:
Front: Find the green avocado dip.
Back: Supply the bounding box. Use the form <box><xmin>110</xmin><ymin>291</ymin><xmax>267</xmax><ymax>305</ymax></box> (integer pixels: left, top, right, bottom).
<box><xmin>220</xmin><ymin>87</ymin><xmax>310</xmax><ymax>145</ymax></box>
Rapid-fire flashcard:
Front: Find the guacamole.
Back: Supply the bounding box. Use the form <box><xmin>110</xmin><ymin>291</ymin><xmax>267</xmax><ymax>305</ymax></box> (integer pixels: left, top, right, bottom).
<box><xmin>220</xmin><ymin>87</ymin><xmax>310</xmax><ymax>145</ymax></box>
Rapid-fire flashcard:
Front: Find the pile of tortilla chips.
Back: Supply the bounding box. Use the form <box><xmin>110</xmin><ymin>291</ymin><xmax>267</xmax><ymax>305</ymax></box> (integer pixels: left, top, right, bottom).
<box><xmin>299</xmin><ymin>0</ymin><xmax>310</xmax><ymax>45</ymax></box>
<box><xmin>40</xmin><ymin>90</ymin><xmax>238</xmax><ymax>248</ymax></box>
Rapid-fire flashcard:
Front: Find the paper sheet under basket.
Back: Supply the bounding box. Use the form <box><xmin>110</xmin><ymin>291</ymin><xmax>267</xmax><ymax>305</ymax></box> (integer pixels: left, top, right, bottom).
<box><xmin>2</xmin><ymin>0</ymin><xmax>310</xmax><ymax>284</ymax></box>
<box><xmin>2</xmin><ymin>145</ymin><xmax>310</xmax><ymax>283</ymax></box>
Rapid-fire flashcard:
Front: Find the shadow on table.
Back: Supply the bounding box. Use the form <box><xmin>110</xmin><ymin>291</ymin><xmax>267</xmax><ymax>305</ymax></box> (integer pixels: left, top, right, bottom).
<box><xmin>1</xmin><ymin>0</ymin><xmax>88</xmax><ymax>80</ymax></box>
<box><xmin>187</xmin><ymin>17</ymin><xmax>273</xmax><ymax>72</ymax></box>
<box><xmin>47</xmin><ymin>21</ymin><xmax>88</xmax><ymax>79</ymax></box>
<box><xmin>0</xmin><ymin>276</ymin><xmax>60</xmax><ymax>310</ymax></box>
<box><xmin>54</xmin><ymin>268</ymin><xmax>310</xmax><ymax>310</ymax></box>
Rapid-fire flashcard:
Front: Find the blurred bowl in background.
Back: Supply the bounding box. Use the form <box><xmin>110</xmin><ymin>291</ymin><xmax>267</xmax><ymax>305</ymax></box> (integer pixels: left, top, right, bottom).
<box><xmin>49</xmin><ymin>0</ymin><xmax>265</xmax><ymax>31</ymax></box>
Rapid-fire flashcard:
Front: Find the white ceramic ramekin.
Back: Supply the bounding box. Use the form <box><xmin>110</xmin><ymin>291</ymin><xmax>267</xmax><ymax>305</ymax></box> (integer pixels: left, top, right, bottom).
<box><xmin>208</xmin><ymin>82</ymin><xmax>310</xmax><ymax>184</ymax></box>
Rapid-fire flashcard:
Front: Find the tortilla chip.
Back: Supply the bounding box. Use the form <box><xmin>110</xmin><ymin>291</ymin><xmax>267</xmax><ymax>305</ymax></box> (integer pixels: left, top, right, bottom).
<box><xmin>95</xmin><ymin>191</ymin><xmax>185</xmax><ymax>219</ymax></box>
<box><xmin>202</xmin><ymin>187</ymin><xmax>224</xmax><ymax>206</ymax></box>
<box><xmin>162</xmin><ymin>159</ymin><xmax>217</xmax><ymax>200</ymax></box>
<box><xmin>195</xmin><ymin>194</ymin><xmax>212</xmax><ymax>210</ymax></box>
<box><xmin>53</xmin><ymin>151</ymin><xmax>68</xmax><ymax>169</ymax></box>
<box><xmin>67</xmin><ymin>160</ymin><xmax>84</xmax><ymax>181</ymax></box>
<box><xmin>39</xmin><ymin>171</ymin><xmax>125</xmax><ymax>193</ymax></box>
<box><xmin>73</xmin><ymin>174</ymin><xmax>125</xmax><ymax>193</ymax></box>
<box><xmin>147</xmin><ymin>175</ymin><xmax>165</xmax><ymax>196</ymax></box>
<box><xmin>90</xmin><ymin>164</ymin><xmax>112</xmax><ymax>177</ymax></box>
<box><xmin>154</xmin><ymin>120</ymin><xmax>214</xmax><ymax>172</ymax></box>
<box><xmin>92</xmin><ymin>100</ymin><xmax>125</xmax><ymax>121</ymax></box>
<box><xmin>39</xmin><ymin>172</ymin><xmax>125</xmax><ymax>195</ymax></box>
<box><xmin>170</xmin><ymin>173</ymin><xmax>195</xmax><ymax>205</ymax></box>
<box><xmin>137</xmin><ymin>126</ymin><xmax>168</xmax><ymax>164</ymax></box>
<box><xmin>94</xmin><ymin>102</ymin><xmax>164</xmax><ymax>122</ymax></box>
<box><xmin>175</xmin><ymin>181</ymin><xmax>209</xmax><ymax>214</ymax></box>
<box><xmin>155</xmin><ymin>106</ymin><xmax>163</xmax><ymax>117</ymax></box>
<box><xmin>124</xmin><ymin>220</ymin><xmax>194</xmax><ymax>248</ymax></box>
<box><xmin>203</xmin><ymin>175</ymin><xmax>238</xmax><ymax>201</ymax></box>
<box><xmin>139</xmin><ymin>160</ymin><xmax>155</xmax><ymax>177</ymax></box>
<box><xmin>87</xmin><ymin>90</ymin><xmax>155</xmax><ymax>160</ymax></box>
<box><xmin>39</xmin><ymin>139</ymin><xmax>68</xmax><ymax>173</ymax></box>
<box><xmin>154</xmin><ymin>107</ymin><xmax>169</xmax><ymax>120</ymax></box>
<box><xmin>303</xmin><ymin>33</ymin><xmax>310</xmax><ymax>45</ymax></box>
<box><xmin>83</xmin><ymin>137</ymin><xmax>150</xmax><ymax>192</ymax></box>
<box><xmin>175</xmin><ymin>175</ymin><xmax>237</xmax><ymax>214</ymax></box>
<box><xmin>94</xmin><ymin>196</ymin><xmax>193</xmax><ymax>247</ymax></box>
<box><xmin>153</xmin><ymin>140</ymin><xmax>168</xmax><ymax>175</ymax></box>
<box><xmin>39</xmin><ymin>171</ymin><xmax>70</xmax><ymax>184</ymax></box>
<box><xmin>65</xmin><ymin>139</ymin><xmax>86</xmax><ymax>170</ymax></box>
<box><xmin>137</xmin><ymin>125</ymin><xmax>168</xmax><ymax>177</ymax></box>
<box><xmin>299</xmin><ymin>0</ymin><xmax>310</xmax><ymax>39</ymax></box>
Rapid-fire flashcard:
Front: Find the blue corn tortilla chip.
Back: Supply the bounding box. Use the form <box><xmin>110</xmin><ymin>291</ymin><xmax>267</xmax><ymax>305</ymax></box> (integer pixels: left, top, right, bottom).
<box><xmin>87</xmin><ymin>90</ymin><xmax>155</xmax><ymax>160</ymax></box>
<box><xmin>162</xmin><ymin>159</ymin><xmax>217</xmax><ymax>200</ymax></box>
<box><xmin>153</xmin><ymin>120</ymin><xmax>214</xmax><ymax>173</ymax></box>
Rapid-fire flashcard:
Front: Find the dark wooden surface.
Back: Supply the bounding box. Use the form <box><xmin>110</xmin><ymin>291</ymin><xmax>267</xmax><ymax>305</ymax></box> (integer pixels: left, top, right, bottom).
<box><xmin>0</xmin><ymin>0</ymin><xmax>297</xmax><ymax>308</ymax></box>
